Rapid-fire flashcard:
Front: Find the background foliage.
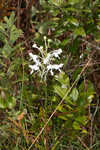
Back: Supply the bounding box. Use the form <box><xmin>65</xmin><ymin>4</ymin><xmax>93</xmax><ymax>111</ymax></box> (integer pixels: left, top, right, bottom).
<box><xmin>0</xmin><ymin>0</ymin><xmax>100</xmax><ymax>150</ymax></box>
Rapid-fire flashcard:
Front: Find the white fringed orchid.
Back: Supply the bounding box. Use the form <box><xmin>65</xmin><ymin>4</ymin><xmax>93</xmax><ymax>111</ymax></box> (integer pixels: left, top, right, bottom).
<box><xmin>29</xmin><ymin>37</ymin><xmax>63</xmax><ymax>81</ymax></box>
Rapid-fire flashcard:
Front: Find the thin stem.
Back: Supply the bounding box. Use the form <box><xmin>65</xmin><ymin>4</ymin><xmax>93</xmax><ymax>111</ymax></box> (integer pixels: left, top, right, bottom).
<box><xmin>44</xmin><ymin>81</ymin><xmax>48</xmax><ymax>111</ymax></box>
<box><xmin>20</xmin><ymin>48</ymin><xmax>25</xmax><ymax>109</ymax></box>
<box><xmin>44</xmin><ymin>37</ymin><xmax>48</xmax><ymax>53</ymax></box>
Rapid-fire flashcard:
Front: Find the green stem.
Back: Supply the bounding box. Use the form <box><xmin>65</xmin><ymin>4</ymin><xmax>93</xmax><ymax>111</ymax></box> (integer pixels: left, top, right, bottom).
<box><xmin>20</xmin><ymin>48</ymin><xmax>24</xmax><ymax>109</ymax></box>
<box><xmin>44</xmin><ymin>81</ymin><xmax>48</xmax><ymax>112</ymax></box>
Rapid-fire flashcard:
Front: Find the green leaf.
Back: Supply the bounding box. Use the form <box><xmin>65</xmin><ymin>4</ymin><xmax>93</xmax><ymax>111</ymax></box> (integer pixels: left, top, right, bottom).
<box><xmin>54</xmin><ymin>28</ymin><xmax>65</xmax><ymax>37</ymax></box>
<box><xmin>73</xmin><ymin>121</ymin><xmax>81</xmax><ymax>130</ymax></box>
<box><xmin>0</xmin><ymin>25</ymin><xmax>5</xmax><ymax>32</ymax></box>
<box><xmin>10</xmin><ymin>25</ymin><xmax>23</xmax><ymax>44</ymax></box>
<box><xmin>38</xmin><ymin>22</ymin><xmax>49</xmax><ymax>34</ymax></box>
<box><xmin>75</xmin><ymin>116</ymin><xmax>87</xmax><ymax>125</ymax></box>
<box><xmin>50</xmin><ymin>9</ymin><xmax>60</xmax><ymax>16</ymax></box>
<box><xmin>79</xmin><ymin>80</ymin><xmax>95</xmax><ymax>96</ymax></box>
<box><xmin>81</xmin><ymin>128</ymin><xmax>88</xmax><ymax>134</ymax></box>
<box><xmin>74</xmin><ymin>27</ymin><xmax>86</xmax><ymax>37</ymax></box>
<box><xmin>4</xmin><ymin>12</ymin><xmax>15</xmax><ymax>28</ymax></box>
<box><xmin>70</xmin><ymin>88</ymin><xmax>79</xmax><ymax>101</ymax></box>
<box><xmin>58</xmin><ymin>115</ymin><xmax>67</xmax><ymax>120</ymax></box>
<box><xmin>57</xmin><ymin>105</ymin><xmax>66</xmax><ymax>112</ymax></box>
<box><xmin>7</xmin><ymin>96</ymin><xmax>16</xmax><ymax>109</ymax></box>
<box><xmin>32</xmin><ymin>94</ymin><xmax>39</xmax><ymax>101</ymax></box>
<box><xmin>0</xmin><ymin>91</ymin><xmax>16</xmax><ymax>109</ymax></box>
<box><xmin>68</xmin><ymin>0</ymin><xmax>80</xmax><ymax>5</ymax></box>
<box><xmin>40</xmin><ymin>0</ymin><xmax>47</xmax><ymax>7</ymax></box>
<box><xmin>54</xmin><ymin>84</ymin><xmax>67</xmax><ymax>98</ymax></box>
<box><xmin>55</xmin><ymin>72</ymin><xmax>70</xmax><ymax>87</ymax></box>
<box><xmin>67</xmin><ymin>17</ymin><xmax>79</xmax><ymax>26</ymax></box>
<box><xmin>1</xmin><ymin>44</ymin><xmax>13</xmax><ymax>57</ymax></box>
<box><xmin>49</xmin><ymin>0</ymin><xmax>65</xmax><ymax>6</ymax></box>
<box><xmin>52</xmin><ymin>96</ymin><xmax>58</xmax><ymax>102</ymax></box>
<box><xmin>0</xmin><ymin>98</ymin><xmax>7</xmax><ymax>109</ymax></box>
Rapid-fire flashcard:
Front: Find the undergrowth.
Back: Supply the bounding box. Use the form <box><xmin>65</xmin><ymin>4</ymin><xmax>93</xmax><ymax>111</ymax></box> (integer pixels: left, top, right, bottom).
<box><xmin>0</xmin><ymin>0</ymin><xmax>100</xmax><ymax>150</ymax></box>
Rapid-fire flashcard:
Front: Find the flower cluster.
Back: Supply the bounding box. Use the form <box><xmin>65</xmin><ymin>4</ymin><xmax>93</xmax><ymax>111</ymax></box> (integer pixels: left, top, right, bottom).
<box><xmin>29</xmin><ymin>37</ymin><xmax>63</xmax><ymax>81</ymax></box>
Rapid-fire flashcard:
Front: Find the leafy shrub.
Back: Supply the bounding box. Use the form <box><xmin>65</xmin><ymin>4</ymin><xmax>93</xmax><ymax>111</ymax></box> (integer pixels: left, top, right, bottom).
<box><xmin>0</xmin><ymin>12</ymin><xmax>23</xmax><ymax>109</ymax></box>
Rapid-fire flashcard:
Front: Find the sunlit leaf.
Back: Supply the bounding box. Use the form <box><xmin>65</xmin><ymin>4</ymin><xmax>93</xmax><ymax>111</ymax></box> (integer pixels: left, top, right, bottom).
<box><xmin>73</xmin><ymin>121</ymin><xmax>81</xmax><ymax>130</ymax></box>
<box><xmin>70</xmin><ymin>88</ymin><xmax>79</xmax><ymax>101</ymax></box>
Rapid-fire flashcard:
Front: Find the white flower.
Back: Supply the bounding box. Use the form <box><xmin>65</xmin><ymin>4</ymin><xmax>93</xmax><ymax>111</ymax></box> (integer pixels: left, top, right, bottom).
<box><xmin>29</xmin><ymin>53</ymin><xmax>40</xmax><ymax>65</ymax></box>
<box><xmin>33</xmin><ymin>44</ymin><xmax>43</xmax><ymax>53</ymax></box>
<box><xmin>29</xmin><ymin>65</ymin><xmax>39</xmax><ymax>74</ymax></box>
<box><xmin>29</xmin><ymin>41</ymin><xmax>63</xmax><ymax>81</ymax></box>
<box><xmin>51</xmin><ymin>49</ymin><xmax>62</xmax><ymax>58</ymax></box>
<box><xmin>47</xmin><ymin>64</ymin><xmax>63</xmax><ymax>70</ymax></box>
<box><xmin>47</xmin><ymin>64</ymin><xmax>63</xmax><ymax>76</ymax></box>
<box><xmin>29</xmin><ymin>53</ymin><xmax>38</xmax><ymax>62</ymax></box>
<box><xmin>43</xmin><ymin>49</ymin><xmax>62</xmax><ymax>64</ymax></box>
<box><xmin>32</xmin><ymin>44</ymin><xmax>38</xmax><ymax>49</ymax></box>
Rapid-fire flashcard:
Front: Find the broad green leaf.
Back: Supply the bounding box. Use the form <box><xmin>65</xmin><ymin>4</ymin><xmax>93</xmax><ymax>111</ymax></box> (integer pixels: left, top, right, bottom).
<box><xmin>70</xmin><ymin>88</ymin><xmax>79</xmax><ymax>101</ymax></box>
<box><xmin>55</xmin><ymin>72</ymin><xmax>70</xmax><ymax>87</ymax></box>
<box><xmin>64</xmin><ymin>96</ymin><xmax>75</xmax><ymax>105</ymax></box>
<box><xmin>54</xmin><ymin>84</ymin><xmax>67</xmax><ymax>98</ymax></box>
